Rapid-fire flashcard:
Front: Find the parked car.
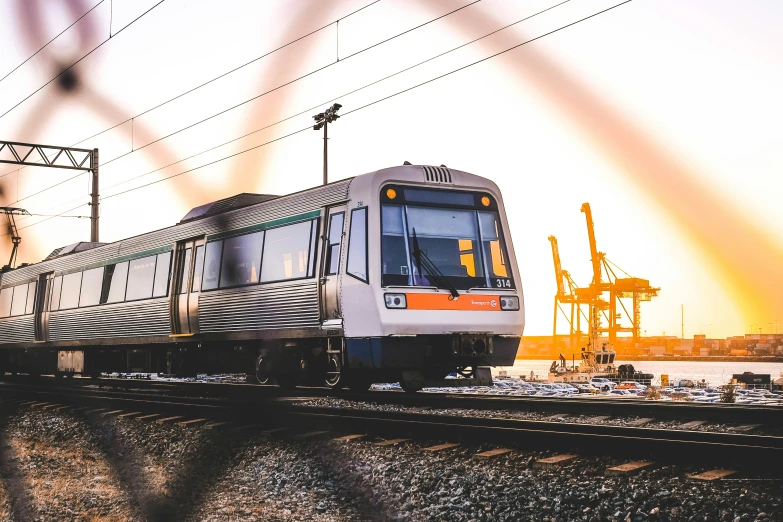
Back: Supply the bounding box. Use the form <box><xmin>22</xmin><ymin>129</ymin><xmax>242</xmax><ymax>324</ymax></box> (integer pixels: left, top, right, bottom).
<box><xmin>590</xmin><ymin>377</ymin><xmax>616</xmax><ymax>391</ymax></box>
<box><xmin>608</xmin><ymin>389</ymin><xmax>636</xmax><ymax>397</ymax></box>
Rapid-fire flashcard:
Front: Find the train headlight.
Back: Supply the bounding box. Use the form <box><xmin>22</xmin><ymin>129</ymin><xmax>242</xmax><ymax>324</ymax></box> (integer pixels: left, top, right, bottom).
<box><xmin>500</xmin><ymin>296</ymin><xmax>519</xmax><ymax>310</ymax></box>
<box><xmin>384</xmin><ymin>293</ymin><xmax>407</xmax><ymax>309</ymax></box>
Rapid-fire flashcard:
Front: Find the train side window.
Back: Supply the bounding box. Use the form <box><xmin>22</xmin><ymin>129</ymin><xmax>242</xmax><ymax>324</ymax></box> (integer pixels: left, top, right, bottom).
<box><xmin>325</xmin><ymin>212</ymin><xmax>344</xmax><ymax>275</ymax></box>
<box><xmin>202</xmin><ymin>241</ymin><xmax>223</xmax><ymax>290</ymax></box>
<box><xmin>59</xmin><ymin>272</ymin><xmax>83</xmax><ymax>310</ymax></box>
<box><xmin>126</xmin><ymin>255</ymin><xmax>157</xmax><ymax>301</ymax></box>
<box><xmin>10</xmin><ymin>284</ymin><xmax>27</xmax><ymax>316</ymax></box>
<box><xmin>0</xmin><ymin>287</ymin><xmax>11</xmax><ymax>317</ymax></box>
<box><xmin>178</xmin><ymin>248</ymin><xmax>192</xmax><ymax>294</ymax></box>
<box><xmin>220</xmin><ymin>231</ymin><xmax>263</xmax><ymax>288</ymax></box>
<box><xmin>79</xmin><ymin>267</ymin><xmax>104</xmax><ymax>307</ymax></box>
<box><xmin>347</xmin><ymin>208</ymin><xmax>368</xmax><ymax>283</ymax></box>
<box><xmin>191</xmin><ymin>246</ymin><xmax>205</xmax><ymax>292</ymax></box>
<box><xmin>307</xmin><ymin>219</ymin><xmax>319</xmax><ymax>277</ymax></box>
<box><xmin>260</xmin><ymin>221</ymin><xmax>312</xmax><ymax>282</ymax></box>
<box><xmin>103</xmin><ymin>262</ymin><xmax>129</xmax><ymax>304</ymax></box>
<box><xmin>153</xmin><ymin>251</ymin><xmax>172</xmax><ymax>297</ymax></box>
<box><xmin>25</xmin><ymin>281</ymin><xmax>36</xmax><ymax>314</ymax></box>
<box><xmin>50</xmin><ymin>276</ymin><xmax>63</xmax><ymax>311</ymax></box>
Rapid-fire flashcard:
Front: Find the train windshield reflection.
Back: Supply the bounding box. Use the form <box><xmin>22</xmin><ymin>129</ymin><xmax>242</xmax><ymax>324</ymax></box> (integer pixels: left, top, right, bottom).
<box><xmin>381</xmin><ymin>204</ymin><xmax>513</xmax><ymax>290</ymax></box>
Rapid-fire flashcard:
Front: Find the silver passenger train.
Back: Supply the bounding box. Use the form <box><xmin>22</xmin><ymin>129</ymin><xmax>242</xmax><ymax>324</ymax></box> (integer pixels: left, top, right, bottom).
<box><xmin>0</xmin><ymin>165</ymin><xmax>524</xmax><ymax>391</ymax></box>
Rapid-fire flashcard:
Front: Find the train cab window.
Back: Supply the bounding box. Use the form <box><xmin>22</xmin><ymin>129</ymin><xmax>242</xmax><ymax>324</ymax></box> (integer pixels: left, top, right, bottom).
<box><xmin>152</xmin><ymin>252</ymin><xmax>172</xmax><ymax>297</ymax></box>
<box><xmin>381</xmin><ymin>205</ymin><xmax>410</xmax><ymax>285</ymax></box>
<box><xmin>125</xmin><ymin>255</ymin><xmax>157</xmax><ymax>301</ymax></box>
<box><xmin>325</xmin><ymin>212</ymin><xmax>344</xmax><ymax>275</ymax></box>
<box><xmin>347</xmin><ymin>208</ymin><xmax>368</xmax><ymax>283</ymax></box>
<box><xmin>220</xmin><ymin>231</ymin><xmax>263</xmax><ymax>288</ymax></box>
<box><xmin>191</xmin><ymin>246</ymin><xmax>205</xmax><ymax>292</ymax></box>
<box><xmin>479</xmin><ymin>212</ymin><xmax>511</xmax><ymax>285</ymax></box>
<box><xmin>50</xmin><ymin>276</ymin><xmax>63</xmax><ymax>311</ymax></box>
<box><xmin>79</xmin><ymin>267</ymin><xmax>104</xmax><ymax>307</ymax></box>
<box><xmin>25</xmin><ymin>282</ymin><xmax>36</xmax><ymax>315</ymax></box>
<box><xmin>260</xmin><ymin>221</ymin><xmax>312</xmax><ymax>282</ymax></box>
<box><xmin>59</xmin><ymin>272</ymin><xmax>83</xmax><ymax>310</ymax></box>
<box><xmin>0</xmin><ymin>287</ymin><xmax>11</xmax><ymax>317</ymax></box>
<box><xmin>201</xmin><ymin>240</ymin><xmax>223</xmax><ymax>290</ymax></box>
<box><xmin>10</xmin><ymin>284</ymin><xmax>27</xmax><ymax>316</ymax></box>
<box><xmin>102</xmin><ymin>262</ymin><xmax>129</xmax><ymax>304</ymax></box>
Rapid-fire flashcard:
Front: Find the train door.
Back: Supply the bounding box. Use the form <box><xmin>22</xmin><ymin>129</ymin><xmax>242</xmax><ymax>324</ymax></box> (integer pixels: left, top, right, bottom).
<box><xmin>34</xmin><ymin>272</ymin><xmax>54</xmax><ymax>342</ymax></box>
<box><xmin>171</xmin><ymin>238</ymin><xmax>205</xmax><ymax>335</ymax></box>
<box><xmin>320</xmin><ymin>205</ymin><xmax>346</xmax><ymax>326</ymax></box>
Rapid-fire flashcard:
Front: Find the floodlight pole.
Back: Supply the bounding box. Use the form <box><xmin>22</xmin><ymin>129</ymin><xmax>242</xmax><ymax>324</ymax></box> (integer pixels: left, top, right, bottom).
<box><xmin>312</xmin><ymin>103</ymin><xmax>342</xmax><ymax>186</ymax></box>
<box><xmin>323</xmin><ymin>120</ymin><xmax>328</xmax><ymax>186</ymax></box>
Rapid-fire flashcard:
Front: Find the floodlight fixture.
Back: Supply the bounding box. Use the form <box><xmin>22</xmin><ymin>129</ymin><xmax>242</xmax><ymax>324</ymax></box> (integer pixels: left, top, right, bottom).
<box><xmin>313</xmin><ymin>103</ymin><xmax>343</xmax><ymax>185</ymax></box>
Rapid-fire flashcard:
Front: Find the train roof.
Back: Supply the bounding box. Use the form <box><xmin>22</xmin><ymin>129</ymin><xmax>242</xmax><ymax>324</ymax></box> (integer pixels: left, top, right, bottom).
<box><xmin>179</xmin><ymin>193</ymin><xmax>279</xmax><ymax>224</ymax></box>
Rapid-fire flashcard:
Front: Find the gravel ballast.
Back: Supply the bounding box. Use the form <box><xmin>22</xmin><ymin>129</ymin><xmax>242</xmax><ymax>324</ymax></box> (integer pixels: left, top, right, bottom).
<box><xmin>0</xmin><ymin>405</ymin><xmax>779</xmax><ymax>521</ymax></box>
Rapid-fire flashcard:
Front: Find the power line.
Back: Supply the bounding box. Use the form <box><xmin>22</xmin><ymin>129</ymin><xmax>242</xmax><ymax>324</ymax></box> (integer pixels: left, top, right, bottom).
<box><xmin>6</xmin><ymin>0</ymin><xmax>632</xmax><ymax>236</ymax></box>
<box><xmin>103</xmin><ymin>1</ymin><xmax>633</xmax><ymax>202</ymax></box>
<box><xmin>3</xmin><ymin>0</ymin><xmax>476</xmax><ymax>207</ymax></box>
<box><xmin>6</xmin><ymin>0</ymin><xmax>572</xmax><ymax>226</ymax></box>
<box><xmin>0</xmin><ymin>0</ymin><xmax>167</xmax><ymax>121</ymax></box>
<box><xmin>0</xmin><ymin>0</ymin><xmax>107</xmax><ymax>84</ymax></box>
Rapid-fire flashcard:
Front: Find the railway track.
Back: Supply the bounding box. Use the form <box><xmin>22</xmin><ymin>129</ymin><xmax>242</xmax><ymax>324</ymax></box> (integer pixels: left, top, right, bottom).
<box><xmin>1</xmin><ymin>379</ymin><xmax>781</xmax><ymax>471</ymax></box>
<box><xmin>2</xmin><ymin>374</ymin><xmax>781</xmax><ymax>424</ymax></box>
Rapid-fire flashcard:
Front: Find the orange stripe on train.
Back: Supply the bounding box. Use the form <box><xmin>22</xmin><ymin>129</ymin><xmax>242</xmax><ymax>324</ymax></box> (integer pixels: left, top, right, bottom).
<box><xmin>405</xmin><ymin>294</ymin><xmax>502</xmax><ymax>311</ymax></box>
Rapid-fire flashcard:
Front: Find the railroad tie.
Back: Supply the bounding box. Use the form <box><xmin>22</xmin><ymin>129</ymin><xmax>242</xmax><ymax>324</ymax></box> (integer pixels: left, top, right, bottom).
<box><xmin>29</xmin><ymin>402</ymin><xmax>49</xmax><ymax>408</ymax></box>
<box><xmin>729</xmin><ymin>424</ymin><xmax>760</xmax><ymax>433</ymax></box>
<box><xmin>85</xmin><ymin>408</ymin><xmax>109</xmax><ymax>415</ymax></box>
<box><xmin>474</xmin><ymin>448</ymin><xmax>512</xmax><ymax>459</ymax></box>
<box><xmin>134</xmin><ymin>414</ymin><xmax>161</xmax><ymax>421</ymax></box>
<box><xmin>534</xmin><ymin>454</ymin><xmax>577</xmax><ymax>469</ymax></box>
<box><xmin>422</xmin><ymin>443</ymin><xmax>460</xmax><ymax>453</ymax></box>
<box><xmin>332</xmin><ymin>434</ymin><xmax>366</xmax><ymax>442</ymax></box>
<box><xmin>40</xmin><ymin>403</ymin><xmax>60</xmax><ymax>410</ymax></box>
<box><xmin>627</xmin><ymin>417</ymin><xmax>654</xmax><ymax>427</ymax></box>
<box><xmin>178</xmin><ymin>418</ymin><xmax>208</xmax><ymax>427</ymax></box>
<box><xmin>117</xmin><ymin>412</ymin><xmax>142</xmax><ymax>418</ymax></box>
<box><xmin>293</xmin><ymin>430</ymin><xmax>330</xmax><ymax>441</ymax></box>
<box><xmin>203</xmin><ymin>421</ymin><xmax>231</xmax><ymax>430</ymax></box>
<box><xmin>680</xmin><ymin>420</ymin><xmax>706</xmax><ymax>429</ymax></box>
<box><xmin>101</xmin><ymin>410</ymin><xmax>125</xmax><ymax>416</ymax></box>
<box><xmin>689</xmin><ymin>469</ymin><xmax>737</xmax><ymax>481</ymax></box>
<box><xmin>156</xmin><ymin>416</ymin><xmax>184</xmax><ymax>424</ymax></box>
<box><xmin>605</xmin><ymin>461</ymin><xmax>654</xmax><ymax>476</ymax></box>
<box><xmin>542</xmin><ymin>414</ymin><xmax>567</xmax><ymax>422</ymax></box>
<box><xmin>375</xmin><ymin>438</ymin><xmax>409</xmax><ymax>447</ymax></box>
<box><xmin>257</xmin><ymin>426</ymin><xmax>289</xmax><ymax>435</ymax></box>
<box><xmin>586</xmin><ymin>415</ymin><xmax>610</xmax><ymax>423</ymax></box>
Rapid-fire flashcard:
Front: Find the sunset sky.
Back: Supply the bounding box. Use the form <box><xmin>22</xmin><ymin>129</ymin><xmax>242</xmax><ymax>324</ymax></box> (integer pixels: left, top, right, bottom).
<box><xmin>0</xmin><ymin>0</ymin><xmax>780</xmax><ymax>339</ymax></box>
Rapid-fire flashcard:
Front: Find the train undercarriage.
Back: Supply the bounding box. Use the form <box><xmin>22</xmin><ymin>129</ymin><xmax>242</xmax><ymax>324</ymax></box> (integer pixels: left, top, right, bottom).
<box><xmin>0</xmin><ymin>333</ymin><xmax>517</xmax><ymax>392</ymax></box>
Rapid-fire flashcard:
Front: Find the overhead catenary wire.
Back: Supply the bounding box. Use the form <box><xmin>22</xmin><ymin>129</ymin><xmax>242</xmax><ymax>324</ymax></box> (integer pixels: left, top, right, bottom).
<box><xmin>5</xmin><ymin>0</ymin><xmax>632</xmax><ymax>236</ymax></box>
<box><xmin>3</xmin><ymin>0</ymin><xmax>475</xmax><ymax>206</ymax></box>
<box><xmin>8</xmin><ymin>0</ymin><xmax>563</xmax><ymax>216</ymax></box>
<box><xmin>0</xmin><ymin>0</ymin><xmax>167</xmax><ymax>121</ymax></box>
<box><xmin>0</xmin><ymin>0</ymin><xmax>107</xmax><ymax>84</ymax></box>
<box><xmin>101</xmin><ymin>1</ymin><xmax>633</xmax><ymax>202</ymax></box>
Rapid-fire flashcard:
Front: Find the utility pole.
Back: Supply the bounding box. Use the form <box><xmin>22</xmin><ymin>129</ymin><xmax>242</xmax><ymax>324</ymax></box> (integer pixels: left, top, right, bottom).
<box><xmin>90</xmin><ymin>148</ymin><xmax>99</xmax><ymax>242</ymax></box>
<box><xmin>312</xmin><ymin>104</ymin><xmax>342</xmax><ymax>185</ymax></box>
<box><xmin>0</xmin><ymin>141</ymin><xmax>99</xmax><ymax>241</ymax></box>
<box><xmin>0</xmin><ymin>207</ymin><xmax>30</xmax><ymax>270</ymax></box>
<box><xmin>681</xmin><ymin>303</ymin><xmax>684</xmax><ymax>341</ymax></box>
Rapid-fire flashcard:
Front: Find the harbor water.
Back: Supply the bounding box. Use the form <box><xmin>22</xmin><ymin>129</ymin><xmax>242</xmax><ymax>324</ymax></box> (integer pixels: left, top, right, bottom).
<box><xmin>495</xmin><ymin>360</ymin><xmax>783</xmax><ymax>386</ymax></box>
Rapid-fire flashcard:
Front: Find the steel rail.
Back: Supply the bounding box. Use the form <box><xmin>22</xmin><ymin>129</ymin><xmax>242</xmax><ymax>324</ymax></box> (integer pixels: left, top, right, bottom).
<box><xmin>0</xmin><ymin>383</ymin><xmax>781</xmax><ymax>470</ymax></box>
<box><xmin>2</xmin><ymin>375</ymin><xmax>780</xmax><ymax>424</ymax></box>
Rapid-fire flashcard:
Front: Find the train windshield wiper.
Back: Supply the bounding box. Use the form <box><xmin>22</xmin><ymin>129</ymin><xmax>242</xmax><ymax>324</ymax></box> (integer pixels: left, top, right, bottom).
<box><xmin>410</xmin><ymin>228</ymin><xmax>460</xmax><ymax>299</ymax></box>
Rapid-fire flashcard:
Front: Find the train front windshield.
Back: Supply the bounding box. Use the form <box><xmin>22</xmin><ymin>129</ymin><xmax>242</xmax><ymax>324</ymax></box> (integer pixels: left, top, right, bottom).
<box><xmin>381</xmin><ymin>186</ymin><xmax>514</xmax><ymax>290</ymax></box>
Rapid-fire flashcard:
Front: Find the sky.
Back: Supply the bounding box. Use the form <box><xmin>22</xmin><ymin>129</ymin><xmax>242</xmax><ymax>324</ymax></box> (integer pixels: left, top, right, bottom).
<box><xmin>0</xmin><ymin>0</ymin><xmax>780</xmax><ymax>339</ymax></box>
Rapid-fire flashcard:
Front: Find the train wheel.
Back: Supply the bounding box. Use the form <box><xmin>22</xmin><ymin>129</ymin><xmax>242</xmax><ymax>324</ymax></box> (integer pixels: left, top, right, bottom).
<box><xmin>255</xmin><ymin>355</ymin><xmax>271</xmax><ymax>385</ymax></box>
<box><xmin>325</xmin><ymin>353</ymin><xmax>345</xmax><ymax>389</ymax></box>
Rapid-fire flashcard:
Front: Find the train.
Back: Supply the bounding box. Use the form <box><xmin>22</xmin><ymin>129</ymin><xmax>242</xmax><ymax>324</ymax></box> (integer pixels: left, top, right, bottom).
<box><xmin>0</xmin><ymin>164</ymin><xmax>524</xmax><ymax>391</ymax></box>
